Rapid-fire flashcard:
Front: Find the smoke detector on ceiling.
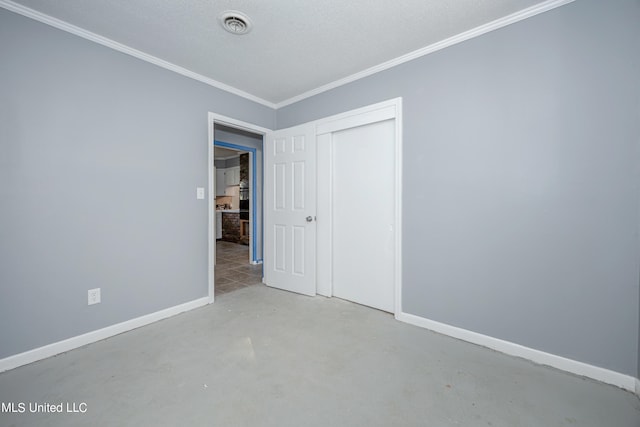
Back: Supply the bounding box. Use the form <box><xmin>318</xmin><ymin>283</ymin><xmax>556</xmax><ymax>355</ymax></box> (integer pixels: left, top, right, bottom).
<box><xmin>219</xmin><ymin>11</ymin><xmax>252</xmax><ymax>35</ymax></box>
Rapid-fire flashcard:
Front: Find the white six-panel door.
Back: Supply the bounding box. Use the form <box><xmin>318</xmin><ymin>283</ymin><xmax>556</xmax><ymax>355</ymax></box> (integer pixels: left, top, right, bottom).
<box><xmin>264</xmin><ymin>124</ymin><xmax>317</xmax><ymax>296</ymax></box>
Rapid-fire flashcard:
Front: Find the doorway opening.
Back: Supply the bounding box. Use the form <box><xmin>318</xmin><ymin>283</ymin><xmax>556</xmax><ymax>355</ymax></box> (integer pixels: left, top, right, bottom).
<box><xmin>209</xmin><ymin>118</ymin><xmax>267</xmax><ymax>300</ymax></box>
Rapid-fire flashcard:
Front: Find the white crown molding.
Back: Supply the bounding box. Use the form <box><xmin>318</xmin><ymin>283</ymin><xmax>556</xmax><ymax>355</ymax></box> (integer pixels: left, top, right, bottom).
<box><xmin>275</xmin><ymin>0</ymin><xmax>575</xmax><ymax>108</ymax></box>
<box><xmin>0</xmin><ymin>0</ymin><xmax>276</xmax><ymax>109</ymax></box>
<box><xmin>396</xmin><ymin>311</ymin><xmax>638</xmax><ymax>395</ymax></box>
<box><xmin>3</xmin><ymin>0</ymin><xmax>574</xmax><ymax>110</ymax></box>
<box><xmin>0</xmin><ymin>297</ymin><xmax>210</xmax><ymax>373</ymax></box>
<box><xmin>2</xmin><ymin>0</ymin><xmax>574</xmax><ymax>110</ymax></box>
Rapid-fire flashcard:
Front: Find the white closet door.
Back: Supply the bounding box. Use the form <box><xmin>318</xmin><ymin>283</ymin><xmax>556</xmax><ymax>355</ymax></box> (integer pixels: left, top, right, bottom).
<box><xmin>332</xmin><ymin>119</ymin><xmax>395</xmax><ymax>312</ymax></box>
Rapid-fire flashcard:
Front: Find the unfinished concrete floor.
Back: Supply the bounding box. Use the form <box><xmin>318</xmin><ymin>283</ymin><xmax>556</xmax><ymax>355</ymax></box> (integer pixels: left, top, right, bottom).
<box><xmin>1</xmin><ymin>285</ymin><xmax>638</xmax><ymax>427</ymax></box>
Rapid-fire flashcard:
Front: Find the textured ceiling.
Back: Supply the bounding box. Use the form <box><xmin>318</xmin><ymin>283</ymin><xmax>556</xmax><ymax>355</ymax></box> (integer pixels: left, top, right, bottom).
<box><xmin>6</xmin><ymin>0</ymin><xmax>556</xmax><ymax>106</ymax></box>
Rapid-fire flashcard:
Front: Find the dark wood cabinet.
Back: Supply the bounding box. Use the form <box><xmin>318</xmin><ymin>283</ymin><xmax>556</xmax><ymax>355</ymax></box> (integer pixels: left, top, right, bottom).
<box><xmin>221</xmin><ymin>212</ymin><xmax>241</xmax><ymax>243</ymax></box>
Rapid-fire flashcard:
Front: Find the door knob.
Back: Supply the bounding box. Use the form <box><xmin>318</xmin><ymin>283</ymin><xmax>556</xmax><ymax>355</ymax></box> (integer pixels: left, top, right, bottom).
<box><xmin>306</xmin><ymin>216</ymin><xmax>313</xmax><ymax>222</ymax></box>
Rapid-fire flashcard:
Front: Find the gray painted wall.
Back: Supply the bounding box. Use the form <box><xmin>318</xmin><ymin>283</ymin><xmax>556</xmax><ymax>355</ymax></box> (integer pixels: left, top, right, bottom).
<box><xmin>214</xmin><ymin>126</ymin><xmax>264</xmax><ymax>261</ymax></box>
<box><xmin>277</xmin><ymin>0</ymin><xmax>640</xmax><ymax>377</ymax></box>
<box><xmin>0</xmin><ymin>9</ymin><xmax>274</xmax><ymax>358</ymax></box>
<box><xmin>2</xmin><ymin>0</ymin><xmax>639</xmax><ymax>381</ymax></box>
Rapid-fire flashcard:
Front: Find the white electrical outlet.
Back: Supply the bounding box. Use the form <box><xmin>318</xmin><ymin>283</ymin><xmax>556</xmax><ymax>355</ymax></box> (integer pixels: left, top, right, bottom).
<box><xmin>88</xmin><ymin>288</ymin><xmax>101</xmax><ymax>305</ymax></box>
<box><xmin>196</xmin><ymin>187</ymin><xmax>205</xmax><ymax>199</ymax></box>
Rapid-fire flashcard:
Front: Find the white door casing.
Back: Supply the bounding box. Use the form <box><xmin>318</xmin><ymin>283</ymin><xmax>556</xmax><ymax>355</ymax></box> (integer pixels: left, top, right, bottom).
<box><xmin>264</xmin><ymin>124</ymin><xmax>317</xmax><ymax>296</ymax></box>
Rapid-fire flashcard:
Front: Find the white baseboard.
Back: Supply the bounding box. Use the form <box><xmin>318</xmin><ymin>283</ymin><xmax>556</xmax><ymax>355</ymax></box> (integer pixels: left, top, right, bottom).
<box><xmin>0</xmin><ymin>297</ymin><xmax>210</xmax><ymax>373</ymax></box>
<box><xmin>396</xmin><ymin>311</ymin><xmax>638</xmax><ymax>394</ymax></box>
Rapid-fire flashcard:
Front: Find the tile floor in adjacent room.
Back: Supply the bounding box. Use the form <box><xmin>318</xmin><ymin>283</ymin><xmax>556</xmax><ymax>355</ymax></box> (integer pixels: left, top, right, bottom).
<box><xmin>0</xmin><ymin>285</ymin><xmax>638</xmax><ymax>427</ymax></box>
<box><xmin>214</xmin><ymin>240</ymin><xmax>263</xmax><ymax>296</ymax></box>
